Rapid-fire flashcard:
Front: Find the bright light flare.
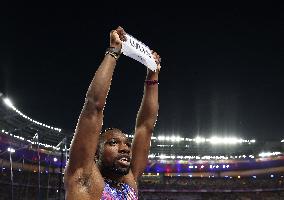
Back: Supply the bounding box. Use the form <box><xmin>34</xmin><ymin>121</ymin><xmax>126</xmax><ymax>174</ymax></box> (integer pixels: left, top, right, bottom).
<box><xmin>7</xmin><ymin>147</ymin><xmax>15</xmax><ymax>153</ymax></box>
<box><xmin>194</xmin><ymin>137</ymin><xmax>206</xmax><ymax>143</ymax></box>
<box><xmin>3</xmin><ymin>98</ymin><xmax>15</xmax><ymax>109</ymax></box>
<box><xmin>208</xmin><ymin>137</ymin><xmax>242</xmax><ymax>145</ymax></box>
<box><xmin>259</xmin><ymin>152</ymin><xmax>281</xmax><ymax>157</ymax></box>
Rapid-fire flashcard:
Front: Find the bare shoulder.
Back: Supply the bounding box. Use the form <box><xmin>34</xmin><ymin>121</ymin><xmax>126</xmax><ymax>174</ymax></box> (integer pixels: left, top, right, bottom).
<box><xmin>64</xmin><ymin>162</ymin><xmax>105</xmax><ymax>200</ymax></box>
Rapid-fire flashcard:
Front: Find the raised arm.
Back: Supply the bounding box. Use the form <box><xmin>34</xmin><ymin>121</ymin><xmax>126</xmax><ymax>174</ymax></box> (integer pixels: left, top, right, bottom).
<box><xmin>65</xmin><ymin>27</ymin><xmax>125</xmax><ymax>175</ymax></box>
<box><xmin>131</xmin><ymin>52</ymin><xmax>161</xmax><ymax>180</ymax></box>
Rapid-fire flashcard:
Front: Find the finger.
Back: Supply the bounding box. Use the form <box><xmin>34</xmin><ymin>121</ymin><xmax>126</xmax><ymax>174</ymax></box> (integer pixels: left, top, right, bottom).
<box><xmin>122</xmin><ymin>33</ymin><xmax>127</xmax><ymax>42</ymax></box>
<box><xmin>152</xmin><ymin>52</ymin><xmax>157</xmax><ymax>59</ymax></box>
<box><xmin>117</xmin><ymin>26</ymin><xmax>124</xmax><ymax>32</ymax></box>
<box><xmin>117</xmin><ymin>27</ymin><xmax>127</xmax><ymax>42</ymax></box>
<box><xmin>110</xmin><ymin>30</ymin><xmax>115</xmax><ymax>36</ymax></box>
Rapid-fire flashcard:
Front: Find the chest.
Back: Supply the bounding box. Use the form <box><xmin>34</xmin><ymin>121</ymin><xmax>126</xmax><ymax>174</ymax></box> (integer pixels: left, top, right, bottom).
<box><xmin>101</xmin><ymin>181</ymin><xmax>138</xmax><ymax>200</ymax></box>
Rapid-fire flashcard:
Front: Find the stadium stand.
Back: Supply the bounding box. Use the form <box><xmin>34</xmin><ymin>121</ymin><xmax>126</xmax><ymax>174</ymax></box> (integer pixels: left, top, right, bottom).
<box><xmin>1</xmin><ymin>93</ymin><xmax>284</xmax><ymax>199</ymax></box>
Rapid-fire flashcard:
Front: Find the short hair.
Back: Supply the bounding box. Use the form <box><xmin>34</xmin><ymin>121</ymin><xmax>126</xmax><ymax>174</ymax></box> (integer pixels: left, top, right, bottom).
<box><xmin>96</xmin><ymin>128</ymin><xmax>123</xmax><ymax>157</ymax></box>
<box><xmin>99</xmin><ymin>128</ymin><xmax>123</xmax><ymax>143</ymax></box>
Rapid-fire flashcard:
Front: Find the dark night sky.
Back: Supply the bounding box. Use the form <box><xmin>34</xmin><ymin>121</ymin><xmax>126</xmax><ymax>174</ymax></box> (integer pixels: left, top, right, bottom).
<box><xmin>0</xmin><ymin>5</ymin><xmax>283</xmax><ymax>140</ymax></box>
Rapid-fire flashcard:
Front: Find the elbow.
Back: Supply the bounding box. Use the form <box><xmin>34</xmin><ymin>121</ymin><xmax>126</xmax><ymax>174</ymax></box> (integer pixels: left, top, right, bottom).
<box><xmin>84</xmin><ymin>97</ymin><xmax>104</xmax><ymax>113</ymax></box>
<box><xmin>136</xmin><ymin>124</ymin><xmax>154</xmax><ymax>136</ymax></box>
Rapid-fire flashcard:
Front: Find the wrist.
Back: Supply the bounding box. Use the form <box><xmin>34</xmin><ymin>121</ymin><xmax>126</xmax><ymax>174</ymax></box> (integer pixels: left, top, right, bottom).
<box><xmin>146</xmin><ymin>71</ymin><xmax>159</xmax><ymax>80</ymax></box>
<box><xmin>145</xmin><ymin>79</ymin><xmax>159</xmax><ymax>86</ymax></box>
<box><xmin>105</xmin><ymin>47</ymin><xmax>121</xmax><ymax>61</ymax></box>
<box><xmin>109</xmin><ymin>43</ymin><xmax>122</xmax><ymax>52</ymax></box>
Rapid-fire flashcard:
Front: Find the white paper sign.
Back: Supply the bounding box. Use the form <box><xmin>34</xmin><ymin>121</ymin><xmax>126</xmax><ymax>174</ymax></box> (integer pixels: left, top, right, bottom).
<box><xmin>121</xmin><ymin>33</ymin><xmax>158</xmax><ymax>71</ymax></box>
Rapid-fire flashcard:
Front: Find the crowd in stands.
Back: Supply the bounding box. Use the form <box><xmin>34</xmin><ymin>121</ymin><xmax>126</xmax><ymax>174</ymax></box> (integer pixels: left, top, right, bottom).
<box><xmin>1</xmin><ymin>168</ymin><xmax>284</xmax><ymax>199</ymax></box>
<box><xmin>138</xmin><ymin>175</ymin><xmax>284</xmax><ymax>191</ymax></box>
<box><xmin>139</xmin><ymin>191</ymin><xmax>284</xmax><ymax>200</ymax></box>
<box><xmin>138</xmin><ymin>175</ymin><xmax>284</xmax><ymax>199</ymax></box>
<box><xmin>0</xmin><ymin>169</ymin><xmax>63</xmax><ymax>200</ymax></box>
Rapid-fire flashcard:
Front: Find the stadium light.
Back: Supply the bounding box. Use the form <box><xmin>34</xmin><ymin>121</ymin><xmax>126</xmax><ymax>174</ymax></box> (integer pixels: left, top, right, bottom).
<box><xmin>156</xmin><ymin>135</ymin><xmax>183</xmax><ymax>142</ymax></box>
<box><xmin>208</xmin><ymin>137</ymin><xmax>243</xmax><ymax>145</ymax></box>
<box><xmin>259</xmin><ymin>152</ymin><xmax>281</xmax><ymax>157</ymax></box>
<box><xmin>191</xmin><ymin>136</ymin><xmax>255</xmax><ymax>145</ymax></box>
<box><xmin>1</xmin><ymin>128</ymin><xmax>61</xmax><ymax>150</ymax></box>
<box><xmin>7</xmin><ymin>147</ymin><xmax>15</xmax><ymax>153</ymax></box>
<box><xmin>148</xmin><ymin>154</ymin><xmax>155</xmax><ymax>158</ymax></box>
<box><xmin>159</xmin><ymin>154</ymin><xmax>170</xmax><ymax>160</ymax></box>
<box><xmin>3</xmin><ymin>98</ymin><xmax>15</xmax><ymax>109</ymax></box>
<box><xmin>147</xmin><ymin>152</ymin><xmax>269</xmax><ymax>161</ymax></box>
<box><xmin>194</xmin><ymin>137</ymin><xmax>206</xmax><ymax>143</ymax></box>
<box><xmin>2</xmin><ymin>96</ymin><xmax>62</xmax><ymax>132</ymax></box>
<box><xmin>151</xmin><ymin>136</ymin><xmax>157</xmax><ymax>140</ymax></box>
<box><xmin>157</xmin><ymin>136</ymin><xmax>165</xmax><ymax>141</ymax></box>
<box><xmin>143</xmin><ymin>134</ymin><xmax>257</xmax><ymax>144</ymax></box>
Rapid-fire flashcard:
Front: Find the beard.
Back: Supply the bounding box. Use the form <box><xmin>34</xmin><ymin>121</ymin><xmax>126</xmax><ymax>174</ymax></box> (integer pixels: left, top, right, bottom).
<box><xmin>112</xmin><ymin>162</ymin><xmax>131</xmax><ymax>175</ymax></box>
<box><xmin>100</xmin><ymin>159</ymin><xmax>131</xmax><ymax>176</ymax></box>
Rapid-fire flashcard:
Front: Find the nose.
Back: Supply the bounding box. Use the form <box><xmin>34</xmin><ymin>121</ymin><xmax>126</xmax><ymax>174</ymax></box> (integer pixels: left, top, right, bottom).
<box><xmin>118</xmin><ymin>143</ymin><xmax>130</xmax><ymax>154</ymax></box>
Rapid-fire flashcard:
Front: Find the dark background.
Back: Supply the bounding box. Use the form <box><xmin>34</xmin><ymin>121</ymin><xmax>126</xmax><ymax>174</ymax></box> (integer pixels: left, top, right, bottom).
<box><xmin>0</xmin><ymin>5</ymin><xmax>283</xmax><ymax>140</ymax></box>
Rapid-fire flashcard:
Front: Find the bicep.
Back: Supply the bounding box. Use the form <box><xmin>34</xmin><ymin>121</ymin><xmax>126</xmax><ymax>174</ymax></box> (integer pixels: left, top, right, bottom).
<box><xmin>67</xmin><ymin>100</ymin><xmax>103</xmax><ymax>174</ymax></box>
<box><xmin>130</xmin><ymin>126</ymin><xmax>153</xmax><ymax>180</ymax></box>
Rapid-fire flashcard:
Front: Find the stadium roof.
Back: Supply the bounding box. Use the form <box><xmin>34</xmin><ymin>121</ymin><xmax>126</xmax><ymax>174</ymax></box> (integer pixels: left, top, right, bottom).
<box><xmin>1</xmin><ymin>93</ymin><xmax>283</xmax><ymax>155</ymax></box>
<box><xmin>0</xmin><ymin>93</ymin><xmax>72</xmax><ymax>148</ymax></box>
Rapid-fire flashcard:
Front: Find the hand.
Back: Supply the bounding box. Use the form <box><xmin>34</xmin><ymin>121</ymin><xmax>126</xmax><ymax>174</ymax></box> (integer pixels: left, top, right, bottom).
<box><xmin>110</xmin><ymin>26</ymin><xmax>127</xmax><ymax>51</ymax></box>
<box><xmin>147</xmin><ymin>50</ymin><xmax>161</xmax><ymax>75</ymax></box>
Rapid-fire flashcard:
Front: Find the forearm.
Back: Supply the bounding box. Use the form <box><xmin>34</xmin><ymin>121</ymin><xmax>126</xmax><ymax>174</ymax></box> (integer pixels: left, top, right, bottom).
<box><xmin>136</xmin><ymin>71</ymin><xmax>159</xmax><ymax>130</ymax></box>
<box><xmin>67</xmin><ymin>54</ymin><xmax>117</xmax><ymax>169</ymax></box>
<box><xmin>131</xmin><ymin>71</ymin><xmax>159</xmax><ymax>178</ymax></box>
<box><xmin>85</xmin><ymin>54</ymin><xmax>117</xmax><ymax>110</ymax></box>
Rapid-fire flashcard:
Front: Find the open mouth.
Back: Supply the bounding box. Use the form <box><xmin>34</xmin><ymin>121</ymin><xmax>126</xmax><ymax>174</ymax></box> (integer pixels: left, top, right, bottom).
<box><xmin>116</xmin><ymin>155</ymin><xmax>131</xmax><ymax>166</ymax></box>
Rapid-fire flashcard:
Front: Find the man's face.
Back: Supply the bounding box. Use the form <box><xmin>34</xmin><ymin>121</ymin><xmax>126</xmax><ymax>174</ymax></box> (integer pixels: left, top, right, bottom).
<box><xmin>98</xmin><ymin>130</ymin><xmax>132</xmax><ymax>176</ymax></box>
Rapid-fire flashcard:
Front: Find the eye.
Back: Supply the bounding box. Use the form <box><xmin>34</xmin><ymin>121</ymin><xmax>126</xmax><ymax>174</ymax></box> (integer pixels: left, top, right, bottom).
<box><xmin>126</xmin><ymin>142</ymin><xmax>131</xmax><ymax>148</ymax></box>
<box><xmin>108</xmin><ymin>139</ymin><xmax>118</xmax><ymax>145</ymax></box>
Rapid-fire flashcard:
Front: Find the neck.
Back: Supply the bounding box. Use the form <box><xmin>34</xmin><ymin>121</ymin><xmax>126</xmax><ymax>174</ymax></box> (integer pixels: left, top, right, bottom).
<box><xmin>98</xmin><ymin>163</ymin><xmax>124</xmax><ymax>183</ymax></box>
<box><xmin>103</xmin><ymin>173</ymin><xmax>124</xmax><ymax>183</ymax></box>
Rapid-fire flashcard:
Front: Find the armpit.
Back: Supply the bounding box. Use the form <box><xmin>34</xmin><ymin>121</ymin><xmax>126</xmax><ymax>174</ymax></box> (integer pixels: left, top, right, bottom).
<box><xmin>76</xmin><ymin>173</ymin><xmax>92</xmax><ymax>188</ymax></box>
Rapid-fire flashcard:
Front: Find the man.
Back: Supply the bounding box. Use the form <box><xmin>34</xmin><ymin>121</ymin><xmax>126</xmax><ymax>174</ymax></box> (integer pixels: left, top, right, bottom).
<box><xmin>64</xmin><ymin>26</ymin><xmax>160</xmax><ymax>200</ymax></box>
